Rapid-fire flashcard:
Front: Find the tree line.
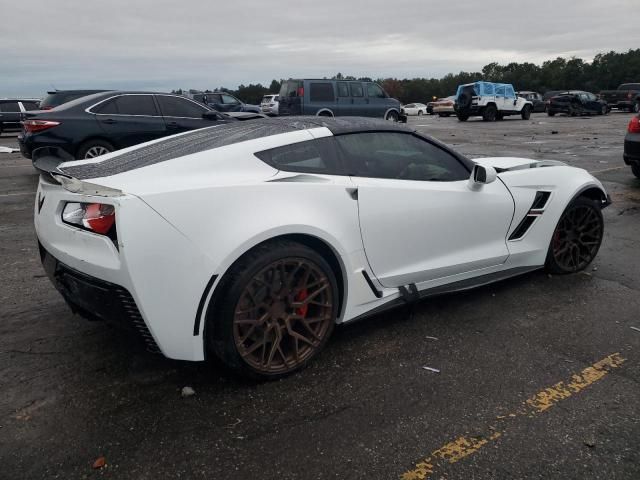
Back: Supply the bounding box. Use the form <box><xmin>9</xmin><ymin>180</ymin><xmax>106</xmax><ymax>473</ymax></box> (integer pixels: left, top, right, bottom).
<box><xmin>175</xmin><ymin>49</ymin><xmax>640</xmax><ymax>105</ymax></box>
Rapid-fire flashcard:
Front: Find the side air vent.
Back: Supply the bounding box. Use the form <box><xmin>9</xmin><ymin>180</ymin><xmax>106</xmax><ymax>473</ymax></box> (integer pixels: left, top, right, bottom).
<box><xmin>509</xmin><ymin>215</ymin><xmax>537</xmax><ymax>240</ymax></box>
<box><xmin>531</xmin><ymin>191</ymin><xmax>551</xmax><ymax>210</ymax></box>
<box><xmin>508</xmin><ymin>191</ymin><xmax>551</xmax><ymax>241</ymax></box>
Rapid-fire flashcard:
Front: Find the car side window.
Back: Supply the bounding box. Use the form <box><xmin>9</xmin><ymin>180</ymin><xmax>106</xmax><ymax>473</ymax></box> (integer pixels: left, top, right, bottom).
<box><xmin>93</xmin><ymin>98</ymin><xmax>118</xmax><ymax>114</ymax></box>
<box><xmin>114</xmin><ymin>95</ymin><xmax>159</xmax><ymax>116</ymax></box>
<box><xmin>337</xmin><ymin>82</ymin><xmax>350</xmax><ymax>97</ymax></box>
<box><xmin>335</xmin><ymin>132</ymin><xmax>469</xmax><ymax>182</ymax></box>
<box><xmin>495</xmin><ymin>85</ymin><xmax>506</xmax><ymax>97</ymax></box>
<box><xmin>221</xmin><ymin>94</ymin><xmax>240</xmax><ymax>105</ymax></box>
<box><xmin>310</xmin><ymin>82</ymin><xmax>335</xmax><ymax>102</ymax></box>
<box><xmin>156</xmin><ymin>95</ymin><xmax>207</xmax><ymax>118</ymax></box>
<box><xmin>0</xmin><ymin>101</ymin><xmax>20</xmax><ymax>112</ymax></box>
<box><xmin>350</xmin><ymin>83</ymin><xmax>364</xmax><ymax>97</ymax></box>
<box><xmin>367</xmin><ymin>83</ymin><xmax>386</xmax><ymax>99</ymax></box>
<box><xmin>254</xmin><ymin>138</ymin><xmax>343</xmax><ymax>175</ymax></box>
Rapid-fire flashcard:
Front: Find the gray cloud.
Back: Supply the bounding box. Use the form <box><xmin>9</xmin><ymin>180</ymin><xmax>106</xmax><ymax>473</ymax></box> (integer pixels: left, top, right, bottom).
<box><xmin>2</xmin><ymin>0</ymin><xmax>637</xmax><ymax>97</ymax></box>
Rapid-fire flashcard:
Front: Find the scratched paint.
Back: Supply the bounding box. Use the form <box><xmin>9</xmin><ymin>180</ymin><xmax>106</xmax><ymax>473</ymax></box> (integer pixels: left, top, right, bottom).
<box><xmin>401</xmin><ymin>353</ymin><xmax>626</xmax><ymax>480</ymax></box>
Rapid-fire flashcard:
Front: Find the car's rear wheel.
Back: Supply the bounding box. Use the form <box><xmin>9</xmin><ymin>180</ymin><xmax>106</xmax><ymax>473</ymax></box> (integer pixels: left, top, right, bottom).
<box><xmin>418</xmin><ymin>110</ymin><xmax>423</xmax><ymax>116</ymax></box>
<box><xmin>521</xmin><ymin>105</ymin><xmax>532</xmax><ymax>120</ymax></box>
<box><xmin>386</xmin><ymin>110</ymin><xmax>399</xmax><ymax>122</ymax></box>
<box><xmin>457</xmin><ymin>113</ymin><xmax>469</xmax><ymax>122</ymax></box>
<box><xmin>482</xmin><ymin>104</ymin><xmax>497</xmax><ymax>122</ymax></box>
<box><xmin>208</xmin><ymin>240</ymin><xmax>338</xmax><ymax>379</ymax></box>
<box><xmin>632</xmin><ymin>163</ymin><xmax>640</xmax><ymax>179</ymax></box>
<box><xmin>545</xmin><ymin>197</ymin><xmax>604</xmax><ymax>274</ymax></box>
<box><xmin>77</xmin><ymin>140</ymin><xmax>114</xmax><ymax>159</ymax></box>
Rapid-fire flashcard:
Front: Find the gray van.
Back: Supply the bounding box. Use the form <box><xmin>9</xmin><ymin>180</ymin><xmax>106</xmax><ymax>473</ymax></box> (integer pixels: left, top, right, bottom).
<box><xmin>278</xmin><ymin>79</ymin><xmax>404</xmax><ymax>121</ymax></box>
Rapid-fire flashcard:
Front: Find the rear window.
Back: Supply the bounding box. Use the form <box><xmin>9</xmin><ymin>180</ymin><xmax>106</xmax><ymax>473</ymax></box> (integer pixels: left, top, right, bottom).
<box><xmin>40</xmin><ymin>91</ymin><xmax>102</xmax><ymax>109</ymax></box>
<box><xmin>254</xmin><ymin>138</ymin><xmax>343</xmax><ymax>175</ymax></box>
<box><xmin>279</xmin><ymin>80</ymin><xmax>303</xmax><ymax>98</ymax></box>
<box><xmin>0</xmin><ymin>101</ymin><xmax>20</xmax><ymax>112</ymax></box>
<box><xmin>309</xmin><ymin>83</ymin><xmax>335</xmax><ymax>102</ymax></box>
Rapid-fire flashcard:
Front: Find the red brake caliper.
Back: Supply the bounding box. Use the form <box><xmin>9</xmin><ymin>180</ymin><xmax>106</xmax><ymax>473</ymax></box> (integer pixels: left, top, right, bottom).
<box><xmin>295</xmin><ymin>289</ymin><xmax>308</xmax><ymax>317</ymax></box>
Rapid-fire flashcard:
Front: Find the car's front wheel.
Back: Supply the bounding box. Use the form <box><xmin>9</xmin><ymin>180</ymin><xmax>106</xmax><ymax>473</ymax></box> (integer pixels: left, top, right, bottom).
<box><xmin>521</xmin><ymin>105</ymin><xmax>532</xmax><ymax>120</ymax></box>
<box><xmin>386</xmin><ymin>110</ymin><xmax>399</xmax><ymax>122</ymax></box>
<box><xmin>482</xmin><ymin>104</ymin><xmax>497</xmax><ymax>122</ymax></box>
<box><xmin>545</xmin><ymin>197</ymin><xmax>604</xmax><ymax>274</ymax></box>
<box><xmin>457</xmin><ymin>113</ymin><xmax>469</xmax><ymax>122</ymax></box>
<box><xmin>208</xmin><ymin>240</ymin><xmax>338</xmax><ymax>379</ymax></box>
<box><xmin>77</xmin><ymin>139</ymin><xmax>114</xmax><ymax>159</ymax></box>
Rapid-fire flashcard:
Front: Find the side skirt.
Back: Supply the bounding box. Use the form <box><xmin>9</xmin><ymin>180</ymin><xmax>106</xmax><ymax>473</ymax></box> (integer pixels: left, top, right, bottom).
<box><xmin>347</xmin><ymin>266</ymin><xmax>540</xmax><ymax>323</ymax></box>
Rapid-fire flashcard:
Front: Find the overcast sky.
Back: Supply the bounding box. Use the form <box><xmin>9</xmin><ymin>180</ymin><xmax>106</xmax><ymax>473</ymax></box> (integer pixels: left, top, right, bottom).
<box><xmin>2</xmin><ymin>0</ymin><xmax>638</xmax><ymax>97</ymax></box>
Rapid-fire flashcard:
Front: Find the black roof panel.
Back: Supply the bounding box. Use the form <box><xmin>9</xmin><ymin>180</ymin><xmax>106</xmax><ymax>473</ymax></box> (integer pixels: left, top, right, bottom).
<box><xmin>60</xmin><ymin>116</ymin><xmax>414</xmax><ymax>180</ymax></box>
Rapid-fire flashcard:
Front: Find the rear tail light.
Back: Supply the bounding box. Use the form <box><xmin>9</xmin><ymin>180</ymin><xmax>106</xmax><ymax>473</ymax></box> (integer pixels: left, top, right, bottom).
<box><xmin>22</xmin><ymin>119</ymin><xmax>60</xmax><ymax>133</ymax></box>
<box><xmin>296</xmin><ymin>87</ymin><xmax>304</xmax><ymax>97</ymax></box>
<box><xmin>628</xmin><ymin>116</ymin><xmax>640</xmax><ymax>134</ymax></box>
<box><xmin>62</xmin><ymin>202</ymin><xmax>116</xmax><ymax>236</ymax></box>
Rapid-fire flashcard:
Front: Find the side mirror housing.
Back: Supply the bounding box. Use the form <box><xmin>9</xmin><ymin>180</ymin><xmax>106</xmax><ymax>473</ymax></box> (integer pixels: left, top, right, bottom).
<box><xmin>468</xmin><ymin>164</ymin><xmax>497</xmax><ymax>190</ymax></box>
<box><xmin>203</xmin><ymin>111</ymin><xmax>221</xmax><ymax>121</ymax></box>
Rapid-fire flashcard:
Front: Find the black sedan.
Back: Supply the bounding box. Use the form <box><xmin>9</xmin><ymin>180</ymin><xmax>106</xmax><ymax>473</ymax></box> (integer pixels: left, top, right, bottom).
<box><xmin>19</xmin><ymin>91</ymin><xmax>259</xmax><ymax>160</ymax></box>
<box><xmin>547</xmin><ymin>91</ymin><xmax>609</xmax><ymax>117</ymax></box>
<box><xmin>624</xmin><ymin>113</ymin><xmax>640</xmax><ymax>179</ymax></box>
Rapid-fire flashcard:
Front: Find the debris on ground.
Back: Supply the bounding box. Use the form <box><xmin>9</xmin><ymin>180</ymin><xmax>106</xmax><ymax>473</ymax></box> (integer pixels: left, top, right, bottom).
<box><xmin>181</xmin><ymin>386</ymin><xmax>196</xmax><ymax>397</ymax></box>
<box><xmin>422</xmin><ymin>366</ymin><xmax>440</xmax><ymax>373</ymax></box>
<box><xmin>630</xmin><ymin>326</ymin><xmax>640</xmax><ymax>333</ymax></box>
<box><xmin>425</xmin><ymin>336</ymin><xmax>438</xmax><ymax>341</ymax></box>
<box><xmin>92</xmin><ymin>456</ymin><xmax>106</xmax><ymax>469</ymax></box>
<box><xmin>583</xmin><ymin>437</ymin><xmax>596</xmax><ymax>448</ymax></box>
<box><xmin>551</xmin><ymin>131</ymin><xmax>559</xmax><ymax>134</ymax></box>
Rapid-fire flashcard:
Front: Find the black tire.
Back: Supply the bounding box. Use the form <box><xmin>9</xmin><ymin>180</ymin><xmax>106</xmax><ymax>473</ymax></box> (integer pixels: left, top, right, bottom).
<box><xmin>547</xmin><ymin>111</ymin><xmax>555</xmax><ymax>117</ymax></box>
<box><xmin>482</xmin><ymin>104</ymin><xmax>497</xmax><ymax>122</ymax></box>
<box><xmin>418</xmin><ymin>110</ymin><xmax>423</xmax><ymax>116</ymax></box>
<box><xmin>598</xmin><ymin>104</ymin><xmax>607</xmax><ymax>115</ymax></box>
<box><xmin>386</xmin><ymin>110</ymin><xmax>399</xmax><ymax>122</ymax></box>
<box><xmin>496</xmin><ymin>112</ymin><xmax>504</xmax><ymax>121</ymax></box>
<box><xmin>545</xmin><ymin>197</ymin><xmax>604</xmax><ymax>274</ymax></box>
<box><xmin>207</xmin><ymin>240</ymin><xmax>339</xmax><ymax>379</ymax></box>
<box><xmin>76</xmin><ymin>139</ymin><xmax>115</xmax><ymax>159</ymax></box>
<box><xmin>521</xmin><ymin>105</ymin><xmax>532</xmax><ymax>120</ymax></box>
<box><xmin>633</xmin><ymin>101</ymin><xmax>640</xmax><ymax>114</ymax></box>
<box><xmin>632</xmin><ymin>163</ymin><xmax>640</xmax><ymax>179</ymax></box>
<box><xmin>457</xmin><ymin>113</ymin><xmax>469</xmax><ymax>122</ymax></box>
<box><xmin>317</xmin><ymin>110</ymin><xmax>333</xmax><ymax>117</ymax></box>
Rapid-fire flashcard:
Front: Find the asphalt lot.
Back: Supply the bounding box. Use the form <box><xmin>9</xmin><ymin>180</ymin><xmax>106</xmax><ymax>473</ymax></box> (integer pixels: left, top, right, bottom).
<box><xmin>1</xmin><ymin>113</ymin><xmax>639</xmax><ymax>479</ymax></box>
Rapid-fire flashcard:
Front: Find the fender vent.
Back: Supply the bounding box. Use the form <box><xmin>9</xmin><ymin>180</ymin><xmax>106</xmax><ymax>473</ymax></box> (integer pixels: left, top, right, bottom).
<box><xmin>531</xmin><ymin>191</ymin><xmax>551</xmax><ymax>210</ymax></box>
<box><xmin>508</xmin><ymin>191</ymin><xmax>550</xmax><ymax>241</ymax></box>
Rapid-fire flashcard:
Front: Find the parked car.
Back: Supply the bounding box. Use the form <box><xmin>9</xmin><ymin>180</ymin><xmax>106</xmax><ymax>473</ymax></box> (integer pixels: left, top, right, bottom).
<box><xmin>19</xmin><ymin>91</ymin><xmax>260</xmax><ymax>160</ymax></box>
<box><xmin>278</xmin><ymin>79</ymin><xmax>404</xmax><ymax>121</ymax></box>
<box><xmin>517</xmin><ymin>91</ymin><xmax>546</xmax><ymax>113</ymax></box>
<box><xmin>401</xmin><ymin>103</ymin><xmax>428</xmax><ymax>116</ymax></box>
<box><xmin>599</xmin><ymin>83</ymin><xmax>640</xmax><ymax>113</ymax></box>
<box><xmin>39</xmin><ymin>90</ymin><xmax>111</xmax><ymax>110</ymax></box>
<box><xmin>34</xmin><ymin>116</ymin><xmax>609</xmax><ymax>378</ymax></box>
<box><xmin>432</xmin><ymin>96</ymin><xmax>456</xmax><ymax>117</ymax></box>
<box><xmin>547</xmin><ymin>91</ymin><xmax>609</xmax><ymax>117</ymax></box>
<box><xmin>260</xmin><ymin>94</ymin><xmax>279</xmax><ymax>115</ymax></box>
<box><xmin>191</xmin><ymin>92</ymin><xmax>261</xmax><ymax>113</ymax></box>
<box><xmin>0</xmin><ymin>99</ymin><xmax>40</xmax><ymax>134</ymax></box>
<box><xmin>455</xmin><ymin>81</ymin><xmax>533</xmax><ymax>121</ymax></box>
<box><xmin>624</xmin><ymin>112</ymin><xmax>640</xmax><ymax>178</ymax></box>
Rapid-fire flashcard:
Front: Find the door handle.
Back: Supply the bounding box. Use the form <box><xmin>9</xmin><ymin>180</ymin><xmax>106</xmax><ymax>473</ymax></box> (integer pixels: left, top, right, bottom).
<box><xmin>101</xmin><ymin>118</ymin><xmax>117</xmax><ymax>124</ymax></box>
<box><xmin>167</xmin><ymin>121</ymin><xmax>179</xmax><ymax>128</ymax></box>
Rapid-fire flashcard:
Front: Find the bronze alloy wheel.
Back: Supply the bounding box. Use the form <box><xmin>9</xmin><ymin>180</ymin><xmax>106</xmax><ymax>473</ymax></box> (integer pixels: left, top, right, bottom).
<box><xmin>550</xmin><ymin>201</ymin><xmax>603</xmax><ymax>273</ymax></box>
<box><xmin>232</xmin><ymin>257</ymin><xmax>334</xmax><ymax>375</ymax></box>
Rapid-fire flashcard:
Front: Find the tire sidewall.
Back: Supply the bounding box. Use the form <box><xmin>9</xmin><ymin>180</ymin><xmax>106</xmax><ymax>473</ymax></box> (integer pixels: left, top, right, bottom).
<box><xmin>207</xmin><ymin>241</ymin><xmax>339</xmax><ymax>379</ymax></box>
<box><xmin>77</xmin><ymin>139</ymin><xmax>114</xmax><ymax>160</ymax></box>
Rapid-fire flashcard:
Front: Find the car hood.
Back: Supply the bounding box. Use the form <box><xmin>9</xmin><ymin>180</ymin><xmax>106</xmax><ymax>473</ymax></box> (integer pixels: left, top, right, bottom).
<box><xmin>474</xmin><ymin>157</ymin><xmax>566</xmax><ymax>172</ymax></box>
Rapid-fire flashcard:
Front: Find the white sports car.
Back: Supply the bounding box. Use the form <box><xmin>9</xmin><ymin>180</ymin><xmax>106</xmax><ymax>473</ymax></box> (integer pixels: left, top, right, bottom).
<box><xmin>34</xmin><ymin>117</ymin><xmax>610</xmax><ymax>378</ymax></box>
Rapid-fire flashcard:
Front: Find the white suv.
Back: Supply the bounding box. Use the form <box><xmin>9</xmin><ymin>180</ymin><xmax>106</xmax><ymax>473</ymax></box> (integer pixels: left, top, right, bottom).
<box><xmin>260</xmin><ymin>94</ymin><xmax>279</xmax><ymax>116</ymax></box>
<box><xmin>455</xmin><ymin>81</ymin><xmax>533</xmax><ymax>122</ymax></box>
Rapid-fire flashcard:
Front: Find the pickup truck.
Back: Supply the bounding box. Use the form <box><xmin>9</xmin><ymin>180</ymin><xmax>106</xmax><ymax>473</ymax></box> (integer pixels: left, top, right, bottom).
<box><xmin>599</xmin><ymin>83</ymin><xmax>640</xmax><ymax>113</ymax></box>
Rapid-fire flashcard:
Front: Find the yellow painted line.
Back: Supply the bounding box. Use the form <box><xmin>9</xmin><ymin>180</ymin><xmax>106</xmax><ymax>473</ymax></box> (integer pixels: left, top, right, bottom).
<box><xmin>401</xmin><ymin>353</ymin><xmax>626</xmax><ymax>480</ymax></box>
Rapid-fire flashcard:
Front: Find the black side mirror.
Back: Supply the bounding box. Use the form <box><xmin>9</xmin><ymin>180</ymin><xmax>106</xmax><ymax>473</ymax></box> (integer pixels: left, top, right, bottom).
<box><xmin>203</xmin><ymin>111</ymin><xmax>221</xmax><ymax>121</ymax></box>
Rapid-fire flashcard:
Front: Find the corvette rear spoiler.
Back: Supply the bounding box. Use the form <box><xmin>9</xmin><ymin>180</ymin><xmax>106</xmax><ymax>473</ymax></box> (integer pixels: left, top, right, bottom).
<box><xmin>33</xmin><ymin>147</ymin><xmax>123</xmax><ymax>197</ymax></box>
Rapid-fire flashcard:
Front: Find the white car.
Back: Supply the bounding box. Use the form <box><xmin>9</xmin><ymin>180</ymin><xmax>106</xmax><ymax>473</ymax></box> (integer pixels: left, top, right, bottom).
<box><xmin>34</xmin><ymin>117</ymin><xmax>609</xmax><ymax>378</ymax></box>
<box><xmin>260</xmin><ymin>94</ymin><xmax>279</xmax><ymax>115</ymax></box>
<box><xmin>401</xmin><ymin>103</ymin><xmax>428</xmax><ymax>116</ymax></box>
